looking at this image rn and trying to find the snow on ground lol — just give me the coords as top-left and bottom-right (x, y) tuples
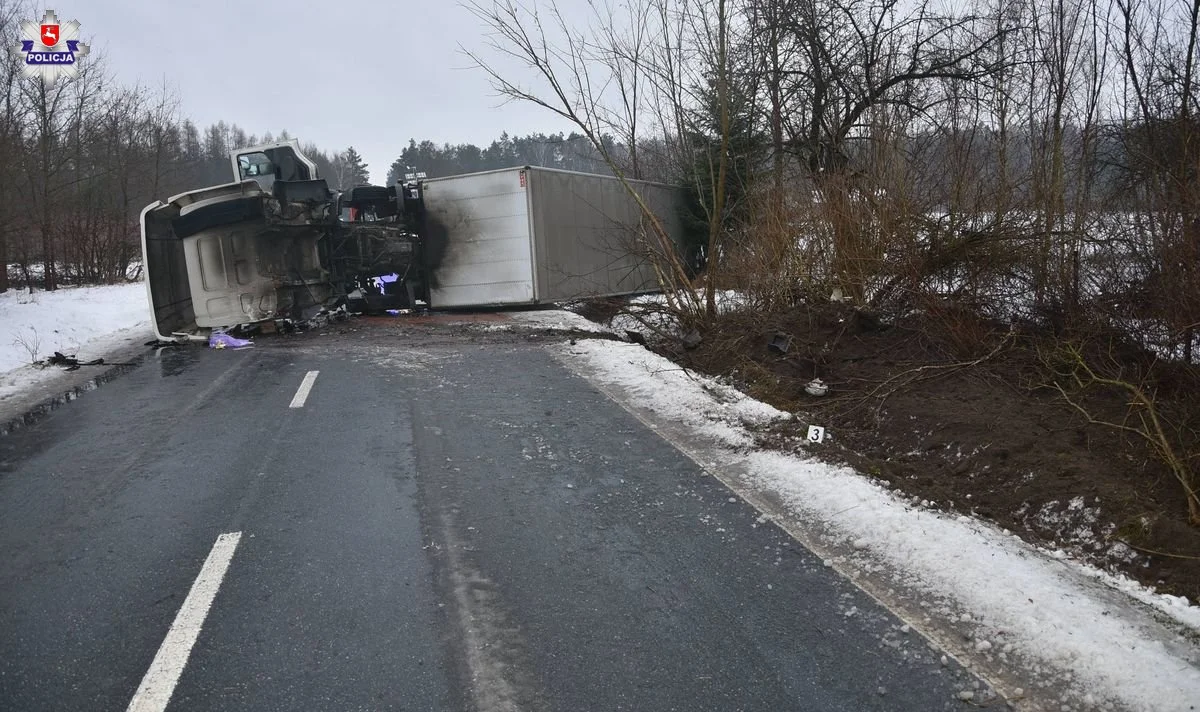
(607, 290), (749, 335)
(485, 309), (615, 334)
(557, 338), (1200, 712)
(0, 283), (151, 402)
(476, 291), (751, 338)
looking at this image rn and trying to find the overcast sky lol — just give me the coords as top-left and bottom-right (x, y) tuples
(62, 0), (585, 183)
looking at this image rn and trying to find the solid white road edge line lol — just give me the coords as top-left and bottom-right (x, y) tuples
(289, 370), (320, 409)
(125, 532), (243, 712)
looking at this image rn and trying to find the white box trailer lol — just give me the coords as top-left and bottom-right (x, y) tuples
(420, 166), (682, 308)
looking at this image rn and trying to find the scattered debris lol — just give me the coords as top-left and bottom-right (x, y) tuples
(208, 331), (253, 350)
(145, 339), (185, 351)
(681, 328), (703, 350)
(768, 332), (792, 355)
(804, 378), (829, 396)
(40, 351), (107, 371)
(296, 304), (352, 330)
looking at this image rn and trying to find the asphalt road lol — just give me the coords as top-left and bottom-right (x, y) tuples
(0, 323), (984, 711)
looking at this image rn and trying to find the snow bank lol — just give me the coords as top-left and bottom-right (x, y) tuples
(484, 309), (615, 334)
(558, 338), (1200, 712)
(0, 283), (151, 400)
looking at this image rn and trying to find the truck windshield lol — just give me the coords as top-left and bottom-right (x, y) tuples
(237, 152), (275, 182)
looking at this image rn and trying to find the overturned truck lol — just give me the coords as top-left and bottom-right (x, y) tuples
(141, 140), (683, 341)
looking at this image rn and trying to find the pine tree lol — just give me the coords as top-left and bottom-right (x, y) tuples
(678, 74), (765, 271)
(343, 146), (369, 185)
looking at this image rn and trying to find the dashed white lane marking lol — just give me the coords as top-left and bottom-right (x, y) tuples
(288, 370), (320, 409)
(125, 532), (242, 712)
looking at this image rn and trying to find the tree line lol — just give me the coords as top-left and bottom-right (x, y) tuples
(465, 0), (1200, 364)
(0, 0), (369, 294)
(5, 0), (1199, 368)
(384, 132), (623, 183)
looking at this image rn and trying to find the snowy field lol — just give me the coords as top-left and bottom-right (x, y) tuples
(556, 339), (1200, 712)
(0, 283), (151, 402)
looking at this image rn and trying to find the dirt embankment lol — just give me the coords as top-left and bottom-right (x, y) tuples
(643, 302), (1200, 601)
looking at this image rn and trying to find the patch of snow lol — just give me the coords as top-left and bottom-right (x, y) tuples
(561, 340), (788, 448)
(1026, 497), (1114, 554)
(608, 302), (680, 337)
(558, 339), (1200, 712)
(0, 283), (151, 401)
(624, 289), (747, 310)
(484, 309), (614, 334)
(597, 290), (751, 336)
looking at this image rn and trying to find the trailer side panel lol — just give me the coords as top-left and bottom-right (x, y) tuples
(528, 168), (680, 303)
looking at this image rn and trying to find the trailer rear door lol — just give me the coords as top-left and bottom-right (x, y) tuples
(422, 168), (537, 308)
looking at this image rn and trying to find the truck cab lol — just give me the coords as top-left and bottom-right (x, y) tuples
(140, 141), (426, 341)
(231, 140), (320, 191)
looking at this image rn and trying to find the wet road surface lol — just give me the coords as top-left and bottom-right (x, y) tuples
(0, 321), (983, 710)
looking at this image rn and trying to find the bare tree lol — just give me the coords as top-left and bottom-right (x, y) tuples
(16, 50), (107, 290)
(0, 0), (28, 294)
(590, 0), (653, 179)
(463, 0), (704, 318)
(1113, 0), (1200, 361)
(732, 0), (1013, 304)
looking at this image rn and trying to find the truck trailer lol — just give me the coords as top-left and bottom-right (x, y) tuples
(421, 166), (680, 308)
(140, 141), (683, 342)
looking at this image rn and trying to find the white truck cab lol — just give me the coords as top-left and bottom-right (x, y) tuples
(229, 139), (320, 191)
